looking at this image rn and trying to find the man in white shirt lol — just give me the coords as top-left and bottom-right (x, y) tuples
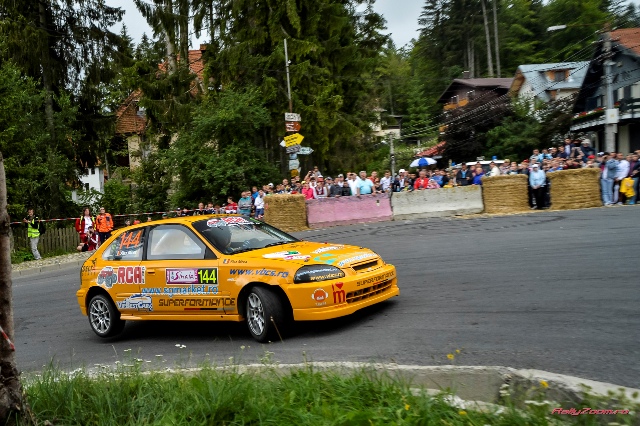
(614, 152), (630, 204)
(379, 170), (392, 192)
(347, 172), (358, 195)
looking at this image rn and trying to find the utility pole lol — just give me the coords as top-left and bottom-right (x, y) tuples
(389, 133), (396, 177)
(603, 25), (617, 153)
(284, 39), (293, 113)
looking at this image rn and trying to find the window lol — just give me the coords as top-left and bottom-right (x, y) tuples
(102, 229), (145, 261)
(91, 168), (96, 175)
(84, 183), (90, 191)
(554, 71), (565, 82)
(147, 225), (206, 260)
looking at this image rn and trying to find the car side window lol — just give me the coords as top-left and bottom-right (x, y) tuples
(102, 229), (145, 261)
(147, 225), (207, 260)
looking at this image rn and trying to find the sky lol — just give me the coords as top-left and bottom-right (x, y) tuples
(106, 0), (423, 49)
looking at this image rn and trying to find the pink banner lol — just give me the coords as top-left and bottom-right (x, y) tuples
(306, 193), (393, 229)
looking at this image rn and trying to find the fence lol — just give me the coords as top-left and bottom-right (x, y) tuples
(11, 227), (79, 256)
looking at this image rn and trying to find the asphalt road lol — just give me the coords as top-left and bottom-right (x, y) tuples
(12, 207), (639, 387)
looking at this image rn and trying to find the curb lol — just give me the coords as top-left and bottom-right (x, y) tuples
(11, 260), (85, 278)
(204, 363), (640, 407)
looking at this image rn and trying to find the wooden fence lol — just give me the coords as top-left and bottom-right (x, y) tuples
(11, 227), (79, 256)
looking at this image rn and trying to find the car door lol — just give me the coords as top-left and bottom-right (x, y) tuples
(142, 224), (229, 315)
(98, 227), (148, 313)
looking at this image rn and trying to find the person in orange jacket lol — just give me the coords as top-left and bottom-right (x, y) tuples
(95, 206), (114, 244)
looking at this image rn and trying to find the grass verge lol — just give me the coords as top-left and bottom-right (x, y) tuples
(18, 361), (638, 426)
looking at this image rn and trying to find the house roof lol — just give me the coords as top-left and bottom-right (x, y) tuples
(510, 61), (590, 102)
(115, 90), (146, 135)
(416, 141), (446, 157)
(611, 28), (640, 57)
(437, 78), (513, 104)
(115, 47), (206, 135)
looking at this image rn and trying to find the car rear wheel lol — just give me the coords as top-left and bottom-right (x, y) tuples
(246, 287), (285, 343)
(88, 294), (125, 338)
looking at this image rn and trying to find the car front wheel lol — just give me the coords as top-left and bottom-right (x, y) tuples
(88, 294), (125, 338)
(246, 287), (285, 343)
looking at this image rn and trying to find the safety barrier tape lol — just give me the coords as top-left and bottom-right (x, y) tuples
(9, 208), (232, 226)
(0, 325), (15, 352)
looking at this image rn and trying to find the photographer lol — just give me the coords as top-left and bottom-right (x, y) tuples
(76, 226), (99, 252)
(23, 208), (42, 260)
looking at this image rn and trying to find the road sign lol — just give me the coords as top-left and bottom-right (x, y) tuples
(286, 144), (301, 154)
(288, 159), (300, 170)
(284, 133), (304, 147)
(285, 112), (301, 122)
(285, 121), (301, 132)
(298, 146), (314, 155)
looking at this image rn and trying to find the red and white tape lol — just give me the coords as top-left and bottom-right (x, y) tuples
(0, 325), (15, 352)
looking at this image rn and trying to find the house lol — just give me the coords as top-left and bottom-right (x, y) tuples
(114, 46), (207, 168)
(571, 29), (640, 153)
(71, 166), (105, 204)
(510, 62), (589, 103)
(437, 74), (513, 111)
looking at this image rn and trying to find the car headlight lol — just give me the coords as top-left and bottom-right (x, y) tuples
(294, 265), (345, 284)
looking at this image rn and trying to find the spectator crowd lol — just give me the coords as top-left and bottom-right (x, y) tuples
(22, 138), (639, 260)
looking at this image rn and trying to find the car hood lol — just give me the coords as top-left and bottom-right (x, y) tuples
(237, 241), (380, 268)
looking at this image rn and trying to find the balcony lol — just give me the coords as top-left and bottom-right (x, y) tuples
(443, 98), (469, 111)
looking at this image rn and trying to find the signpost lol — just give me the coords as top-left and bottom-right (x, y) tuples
(285, 144), (301, 154)
(298, 146), (314, 155)
(284, 133), (304, 147)
(285, 121), (301, 132)
(288, 159), (300, 170)
(284, 113), (301, 122)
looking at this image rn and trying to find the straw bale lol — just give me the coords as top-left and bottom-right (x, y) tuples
(547, 168), (601, 210)
(263, 194), (308, 232)
(481, 174), (530, 214)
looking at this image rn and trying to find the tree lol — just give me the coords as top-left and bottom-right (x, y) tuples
(0, 151), (23, 423)
(205, 0), (389, 173)
(169, 88), (281, 205)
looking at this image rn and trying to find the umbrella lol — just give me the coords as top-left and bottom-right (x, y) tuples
(409, 157), (437, 168)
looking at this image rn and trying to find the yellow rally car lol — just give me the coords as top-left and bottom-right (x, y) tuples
(77, 215), (399, 342)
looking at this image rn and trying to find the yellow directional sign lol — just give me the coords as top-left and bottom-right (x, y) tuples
(284, 133), (304, 147)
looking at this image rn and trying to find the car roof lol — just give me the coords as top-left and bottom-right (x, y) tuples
(116, 214), (249, 232)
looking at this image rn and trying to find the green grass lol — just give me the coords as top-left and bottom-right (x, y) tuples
(19, 361), (638, 426)
(11, 247), (75, 264)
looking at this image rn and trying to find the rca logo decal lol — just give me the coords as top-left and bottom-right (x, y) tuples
(97, 266), (146, 288)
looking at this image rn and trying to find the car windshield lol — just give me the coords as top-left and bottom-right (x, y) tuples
(192, 217), (298, 255)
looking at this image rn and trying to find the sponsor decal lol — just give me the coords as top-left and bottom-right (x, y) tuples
(337, 253), (377, 267)
(223, 259), (247, 264)
(311, 245), (344, 254)
(312, 253), (338, 265)
(141, 285), (219, 298)
(158, 297), (236, 310)
(263, 250), (300, 259)
(228, 268), (289, 278)
(311, 288), (328, 306)
(356, 271), (395, 287)
(207, 217), (251, 227)
(294, 267), (344, 282)
(97, 266), (146, 288)
(332, 283), (346, 304)
(81, 265), (97, 275)
(166, 268), (218, 285)
(117, 294), (153, 311)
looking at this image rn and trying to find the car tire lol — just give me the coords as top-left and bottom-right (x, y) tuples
(245, 287), (285, 343)
(88, 294), (125, 338)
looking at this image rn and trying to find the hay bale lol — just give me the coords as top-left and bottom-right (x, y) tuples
(263, 194), (308, 232)
(547, 168), (601, 210)
(482, 174), (530, 214)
